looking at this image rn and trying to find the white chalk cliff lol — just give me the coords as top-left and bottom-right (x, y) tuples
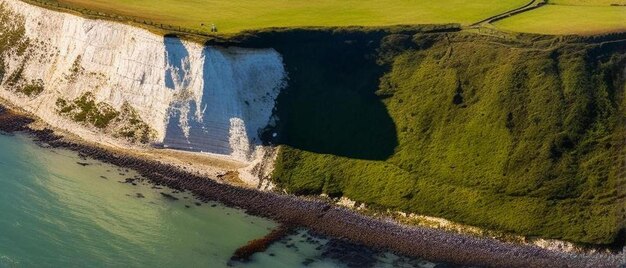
(0, 0), (286, 183)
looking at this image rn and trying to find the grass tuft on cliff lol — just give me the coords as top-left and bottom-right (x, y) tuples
(56, 92), (119, 129)
(56, 94), (156, 143)
(266, 30), (626, 244)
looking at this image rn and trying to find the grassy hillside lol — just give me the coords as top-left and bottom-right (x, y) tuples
(31, 0), (526, 34)
(254, 29), (626, 244)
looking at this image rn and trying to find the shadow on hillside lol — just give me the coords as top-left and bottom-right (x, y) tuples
(248, 30), (399, 161)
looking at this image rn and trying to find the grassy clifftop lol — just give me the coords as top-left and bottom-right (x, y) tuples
(29, 0), (526, 33)
(24, 0), (626, 36)
(254, 29), (626, 244)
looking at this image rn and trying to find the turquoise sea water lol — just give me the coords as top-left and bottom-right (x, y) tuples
(0, 133), (436, 268)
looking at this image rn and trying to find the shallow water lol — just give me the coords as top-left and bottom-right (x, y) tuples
(0, 133), (436, 268)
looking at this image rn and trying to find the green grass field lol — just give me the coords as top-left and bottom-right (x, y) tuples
(495, 5), (626, 35)
(548, 0), (626, 5)
(30, 0), (626, 35)
(38, 0), (528, 34)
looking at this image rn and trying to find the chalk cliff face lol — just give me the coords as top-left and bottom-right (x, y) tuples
(0, 0), (286, 167)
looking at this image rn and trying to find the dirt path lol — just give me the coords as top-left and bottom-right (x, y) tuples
(471, 0), (547, 26)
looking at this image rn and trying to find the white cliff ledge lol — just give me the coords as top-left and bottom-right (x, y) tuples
(0, 0), (286, 185)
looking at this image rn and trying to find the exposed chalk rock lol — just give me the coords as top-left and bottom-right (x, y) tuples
(162, 47), (285, 161)
(0, 0), (286, 175)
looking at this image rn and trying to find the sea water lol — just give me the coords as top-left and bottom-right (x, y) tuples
(0, 133), (437, 268)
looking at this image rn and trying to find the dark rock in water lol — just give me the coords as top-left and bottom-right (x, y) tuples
(185, 205), (190, 208)
(321, 239), (378, 268)
(433, 264), (456, 268)
(151, 186), (163, 190)
(302, 258), (315, 266)
(194, 202), (202, 206)
(268, 253), (275, 257)
(160, 192), (179, 201)
(76, 162), (90, 166)
(230, 225), (290, 263)
(210, 204), (216, 207)
(100, 176), (108, 180)
(136, 193), (145, 198)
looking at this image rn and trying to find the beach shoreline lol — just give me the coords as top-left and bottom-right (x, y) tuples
(0, 104), (621, 267)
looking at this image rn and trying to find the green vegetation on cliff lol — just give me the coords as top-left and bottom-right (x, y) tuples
(262, 29), (626, 244)
(17, 79), (44, 97)
(56, 93), (155, 143)
(0, 3), (45, 98)
(56, 92), (119, 128)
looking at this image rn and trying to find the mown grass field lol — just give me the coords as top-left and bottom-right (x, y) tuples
(29, 0), (626, 35)
(38, 0), (529, 34)
(495, 1), (626, 35)
(548, 0), (626, 5)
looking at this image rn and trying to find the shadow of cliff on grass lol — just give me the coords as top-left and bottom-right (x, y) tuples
(251, 30), (400, 161)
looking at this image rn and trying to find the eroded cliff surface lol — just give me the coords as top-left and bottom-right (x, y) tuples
(0, 0), (286, 177)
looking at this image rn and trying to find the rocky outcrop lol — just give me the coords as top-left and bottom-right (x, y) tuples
(0, 0), (286, 182)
